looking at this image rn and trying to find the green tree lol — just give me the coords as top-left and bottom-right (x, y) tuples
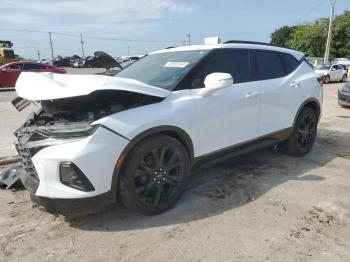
(270, 11), (350, 59)
(287, 19), (328, 57)
(270, 26), (295, 47)
(331, 11), (350, 58)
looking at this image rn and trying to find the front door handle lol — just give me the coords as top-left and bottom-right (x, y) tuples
(245, 92), (259, 99)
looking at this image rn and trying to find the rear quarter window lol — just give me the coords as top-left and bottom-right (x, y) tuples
(279, 52), (300, 74)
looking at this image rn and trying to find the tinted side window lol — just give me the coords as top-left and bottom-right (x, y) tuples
(23, 64), (47, 70)
(279, 52), (299, 74)
(254, 51), (285, 80)
(9, 64), (23, 70)
(191, 49), (251, 88)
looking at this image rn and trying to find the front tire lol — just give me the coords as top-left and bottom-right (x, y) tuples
(324, 75), (330, 84)
(282, 107), (318, 156)
(119, 135), (191, 215)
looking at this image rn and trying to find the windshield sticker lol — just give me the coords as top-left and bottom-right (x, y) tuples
(164, 62), (189, 68)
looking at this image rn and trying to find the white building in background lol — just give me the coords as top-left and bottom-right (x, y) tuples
(332, 58), (350, 69)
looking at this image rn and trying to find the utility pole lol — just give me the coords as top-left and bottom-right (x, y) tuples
(37, 50), (40, 61)
(48, 32), (54, 60)
(324, 0), (336, 64)
(127, 45), (130, 56)
(186, 33), (191, 45)
(80, 33), (85, 58)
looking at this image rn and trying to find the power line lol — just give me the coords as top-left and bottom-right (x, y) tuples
(295, 0), (327, 23)
(0, 28), (201, 58)
(15, 45), (155, 54)
(0, 28), (188, 44)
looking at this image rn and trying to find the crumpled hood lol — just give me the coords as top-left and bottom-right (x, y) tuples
(15, 72), (170, 101)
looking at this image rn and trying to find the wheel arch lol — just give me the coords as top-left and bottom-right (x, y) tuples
(291, 98), (321, 135)
(111, 125), (195, 189)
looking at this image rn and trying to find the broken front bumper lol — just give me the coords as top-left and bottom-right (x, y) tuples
(30, 189), (116, 215)
(16, 126), (129, 214)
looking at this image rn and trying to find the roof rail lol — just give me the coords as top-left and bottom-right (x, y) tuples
(223, 40), (291, 50)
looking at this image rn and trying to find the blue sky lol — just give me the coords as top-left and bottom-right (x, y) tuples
(0, 0), (349, 59)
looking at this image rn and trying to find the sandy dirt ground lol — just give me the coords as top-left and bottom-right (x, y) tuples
(0, 82), (350, 262)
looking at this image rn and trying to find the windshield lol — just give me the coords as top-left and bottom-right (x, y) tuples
(316, 65), (331, 70)
(116, 50), (210, 90)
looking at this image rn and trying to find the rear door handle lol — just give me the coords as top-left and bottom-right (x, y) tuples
(245, 92), (259, 99)
(290, 81), (300, 88)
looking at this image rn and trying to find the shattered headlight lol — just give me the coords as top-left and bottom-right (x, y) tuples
(341, 83), (350, 93)
(39, 123), (100, 138)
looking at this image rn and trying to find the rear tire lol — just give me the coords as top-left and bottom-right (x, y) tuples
(119, 135), (191, 215)
(282, 107), (318, 156)
(342, 74), (348, 82)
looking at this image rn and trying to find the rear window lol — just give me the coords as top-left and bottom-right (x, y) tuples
(23, 64), (47, 70)
(254, 51), (285, 80)
(280, 53), (299, 74)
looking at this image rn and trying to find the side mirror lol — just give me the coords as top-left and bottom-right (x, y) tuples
(0, 67), (9, 73)
(199, 72), (233, 97)
(331, 67), (336, 71)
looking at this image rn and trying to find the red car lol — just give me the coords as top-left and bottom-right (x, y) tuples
(0, 61), (66, 88)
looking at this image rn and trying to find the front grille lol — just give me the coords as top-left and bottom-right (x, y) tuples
(15, 143), (40, 182)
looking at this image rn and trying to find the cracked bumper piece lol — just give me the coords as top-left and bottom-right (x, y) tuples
(18, 127), (129, 214)
(30, 190), (116, 215)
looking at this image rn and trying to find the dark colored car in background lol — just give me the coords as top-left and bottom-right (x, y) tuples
(0, 61), (66, 87)
(338, 82), (350, 107)
(83, 56), (104, 68)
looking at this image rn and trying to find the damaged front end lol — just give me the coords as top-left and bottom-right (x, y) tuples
(13, 89), (163, 195)
(10, 72), (170, 215)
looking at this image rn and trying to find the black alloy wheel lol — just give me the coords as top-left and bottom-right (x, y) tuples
(282, 107), (318, 156)
(296, 110), (317, 154)
(134, 146), (184, 207)
(119, 135), (190, 215)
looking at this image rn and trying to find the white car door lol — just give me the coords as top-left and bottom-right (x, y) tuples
(336, 65), (345, 80)
(188, 49), (260, 156)
(253, 50), (305, 136)
(330, 65), (341, 81)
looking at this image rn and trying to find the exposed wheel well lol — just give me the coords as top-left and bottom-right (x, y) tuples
(290, 99), (321, 137)
(303, 100), (320, 118)
(111, 126), (195, 189)
(160, 130), (194, 161)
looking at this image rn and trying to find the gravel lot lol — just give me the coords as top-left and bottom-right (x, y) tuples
(0, 81), (350, 261)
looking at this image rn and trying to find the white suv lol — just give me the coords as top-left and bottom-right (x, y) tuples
(14, 41), (323, 215)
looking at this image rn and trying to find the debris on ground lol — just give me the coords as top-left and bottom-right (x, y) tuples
(0, 165), (24, 189)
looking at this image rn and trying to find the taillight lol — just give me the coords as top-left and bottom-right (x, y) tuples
(317, 76), (324, 87)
